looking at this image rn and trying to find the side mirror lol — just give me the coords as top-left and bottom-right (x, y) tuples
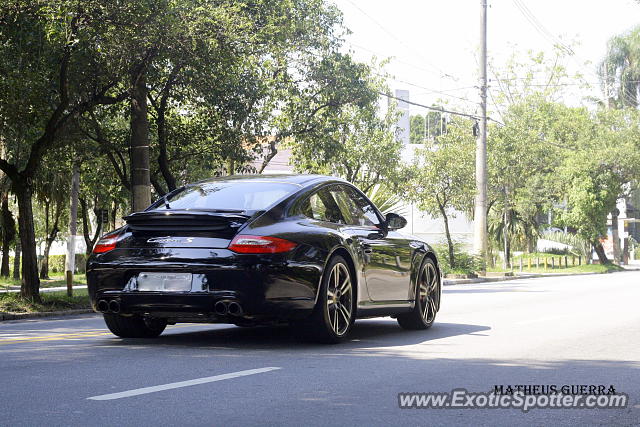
(385, 213), (407, 231)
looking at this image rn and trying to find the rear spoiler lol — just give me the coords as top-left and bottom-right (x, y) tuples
(124, 210), (252, 232)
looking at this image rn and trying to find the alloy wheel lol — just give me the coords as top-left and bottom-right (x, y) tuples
(419, 262), (439, 323)
(326, 262), (353, 336)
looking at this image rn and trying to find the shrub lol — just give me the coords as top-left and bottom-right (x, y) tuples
(45, 254), (88, 274)
(432, 241), (483, 275)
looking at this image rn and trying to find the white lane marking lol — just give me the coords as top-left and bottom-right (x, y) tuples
(87, 367), (281, 401)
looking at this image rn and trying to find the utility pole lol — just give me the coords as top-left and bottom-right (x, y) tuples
(473, 0), (488, 265)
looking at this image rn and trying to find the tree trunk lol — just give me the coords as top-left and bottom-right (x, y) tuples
(13, 242), (20, 280)
(611, 208), (621, 264)
(527, 236), (536, 254)
(111, 202), (118, 230)
(439, 204), (455, 269)
(593, 240), (610, 265)
(156, 97), (177, 193)
(39, 242), (52, 280)
(80, 197), (103, 256)
(15, 184), (40, 300)
(130, 70), (151, 212)
(1, 194), (14, 277)
(40, 199), (62, 279)
(503, 209), (511, 269)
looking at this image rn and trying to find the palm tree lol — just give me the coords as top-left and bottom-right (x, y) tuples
(599, 26), (640, 107)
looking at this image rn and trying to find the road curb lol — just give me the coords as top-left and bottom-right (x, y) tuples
(0, 309), (94, 322)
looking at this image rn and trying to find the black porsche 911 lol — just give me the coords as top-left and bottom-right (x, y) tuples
(87, 174), (441, 343)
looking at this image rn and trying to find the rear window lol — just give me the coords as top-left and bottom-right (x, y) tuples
(161, 182), (299, 211)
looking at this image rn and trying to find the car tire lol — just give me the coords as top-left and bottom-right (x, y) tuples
(397, 257), (440, 330)
(103, 313), (167, 338)
(294, 255), (355, 344)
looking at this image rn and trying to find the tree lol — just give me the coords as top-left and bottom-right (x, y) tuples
(599, 26), (640, 108)
(486, 47), (589, 265)
(33, 157), (69, 279)
(405, 118), (475, 268)
(409, 115), (425, 144)
(599, 26), (640, 261)
(77, 139), (129, 253)
(0, 192), (15, 277)
(83, 0), (355, 198)
(0, 0), (417, 299)
(409, 110), (446, 145)
(0, 2), (127, 299)
(487, 96), (592, 266)
(287, 59), (402, 192)
(556, 108), (640, 264)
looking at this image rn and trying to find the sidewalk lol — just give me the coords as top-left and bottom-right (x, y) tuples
(442, 267), (640, 286)
(0, 285), (87, 294)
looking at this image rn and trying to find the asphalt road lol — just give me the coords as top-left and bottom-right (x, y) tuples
(1, 272), (639, 426)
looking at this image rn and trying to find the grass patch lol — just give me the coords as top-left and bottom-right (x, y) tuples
(0, 276), (21, 291)
(0, 288), (90, 314)
(40, 274), (87, 288)
(0, 274), (87, 290)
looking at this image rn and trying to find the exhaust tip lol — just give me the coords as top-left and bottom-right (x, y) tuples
(97, 300), (109, 313)
(227, 301), (243, 316)
(108, 300), (121, 314)
(214, 301), (228, 316)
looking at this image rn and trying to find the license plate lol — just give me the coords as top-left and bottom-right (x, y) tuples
(137, 272), (193, 292)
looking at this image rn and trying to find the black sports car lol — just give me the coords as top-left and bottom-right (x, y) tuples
(87, 174), (441, 343)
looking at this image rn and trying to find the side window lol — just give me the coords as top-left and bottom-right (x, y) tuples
(349, 188), (383, 226)
(300, 188), (345, 224)
(329, 185), (381, 227)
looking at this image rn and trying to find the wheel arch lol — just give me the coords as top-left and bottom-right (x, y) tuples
(314, 245), (360, 307)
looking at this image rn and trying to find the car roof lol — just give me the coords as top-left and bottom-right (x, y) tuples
(192, 174), (346, 187)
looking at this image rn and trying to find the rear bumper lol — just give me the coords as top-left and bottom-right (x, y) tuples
(87, 247), (325, 321)
(93, 290), (314, 321)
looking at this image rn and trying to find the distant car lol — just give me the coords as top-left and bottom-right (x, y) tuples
(87, 175), (441, 343)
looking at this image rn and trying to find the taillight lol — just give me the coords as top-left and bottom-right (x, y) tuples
(228, 235), (297, 254)
(93, 230), (122, 254)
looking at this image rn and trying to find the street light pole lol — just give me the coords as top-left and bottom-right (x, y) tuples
(473, 0), (488, 265)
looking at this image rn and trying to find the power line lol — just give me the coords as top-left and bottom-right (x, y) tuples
(388, 78), (477, 104)
(511, 0), (574, 56)
(343, 0), (457, 80)
(347, 42), (443, 77)
(379, 91), (504, 125)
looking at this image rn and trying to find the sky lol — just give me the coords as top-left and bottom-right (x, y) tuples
(331, 0), (640, 115)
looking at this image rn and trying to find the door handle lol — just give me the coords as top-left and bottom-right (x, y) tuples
(363, 245), (373, 254)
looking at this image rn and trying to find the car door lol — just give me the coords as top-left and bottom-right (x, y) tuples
(328, 185), (413, 302)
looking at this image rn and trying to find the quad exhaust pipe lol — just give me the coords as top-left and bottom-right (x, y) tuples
(97, 299), (121, 314)
(97, 300), (109, 313)
(214, 300), (243, 317)
(108, 300), (121, 314)
(214, 301), (228, 316)
(98, 298), (243, 316)
(227, 301), (243, 316)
